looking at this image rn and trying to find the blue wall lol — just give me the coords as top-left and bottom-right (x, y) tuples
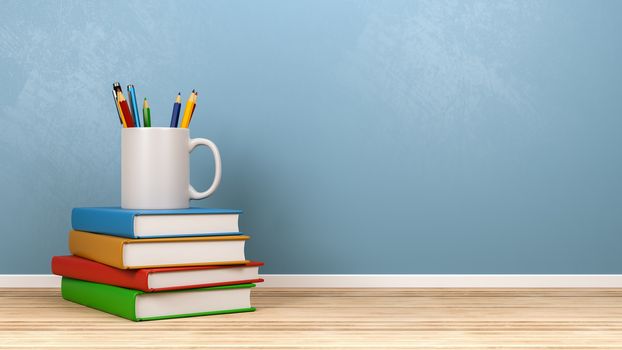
(1, 0), (621, 274)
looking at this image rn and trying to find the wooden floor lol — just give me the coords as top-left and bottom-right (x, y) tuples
(1, 288), (622, 349)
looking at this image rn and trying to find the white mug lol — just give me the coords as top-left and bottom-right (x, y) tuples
(121, 128), (222, 209)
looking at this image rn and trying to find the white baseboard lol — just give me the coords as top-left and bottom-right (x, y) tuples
(0, 275), (61, 288)
(2, 274), (622, 288)
(259, 274), (622, 288)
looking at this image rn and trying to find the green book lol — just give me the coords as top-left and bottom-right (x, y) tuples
(61, 277), (256, 321)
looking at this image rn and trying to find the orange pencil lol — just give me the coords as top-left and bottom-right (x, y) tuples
(117, 91), (135, 128)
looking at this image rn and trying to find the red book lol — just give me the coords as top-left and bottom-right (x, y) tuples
(52, 255), (263, 292)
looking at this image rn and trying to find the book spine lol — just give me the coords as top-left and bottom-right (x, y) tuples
(52, 256), (149, 291)
(61, 278), (139, 321)
(72, 208), (136, 238)
(69, 231), (127, 269)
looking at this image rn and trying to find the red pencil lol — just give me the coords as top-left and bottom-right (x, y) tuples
(117, 91), (136, 127)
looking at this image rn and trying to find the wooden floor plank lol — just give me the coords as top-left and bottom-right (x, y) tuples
(1, 288), (622, 349)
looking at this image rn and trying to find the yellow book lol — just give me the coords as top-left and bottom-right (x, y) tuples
(69, 230), (249, 269)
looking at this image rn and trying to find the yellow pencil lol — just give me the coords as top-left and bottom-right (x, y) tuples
(180, 90), (196, 128)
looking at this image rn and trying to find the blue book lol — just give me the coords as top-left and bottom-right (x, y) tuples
(72, 207), (243, 239)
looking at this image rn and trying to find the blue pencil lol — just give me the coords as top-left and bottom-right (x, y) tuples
(170, 93), (182, 127)
(127, 85), (141, 127)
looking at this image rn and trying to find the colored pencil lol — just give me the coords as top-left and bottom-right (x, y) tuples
(117, 91), (136, 127)
(127, 85), (141, 127)
(112, 82), (126, 127)
(170, 93), (182, 127)
(180, 90), (196, 128)
(143, 98), (151, 127)
(113, 82), (126, 127)
(188, 91), (198, 126)
(112, 83), (121, 124)
(112, 90), (124, 127)
(116, 93), (128, 128)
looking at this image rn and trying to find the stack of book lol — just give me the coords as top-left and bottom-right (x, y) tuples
(51, 207), (262, 321)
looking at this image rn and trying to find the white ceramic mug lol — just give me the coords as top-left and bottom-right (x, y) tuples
(121, 128), (222, 209)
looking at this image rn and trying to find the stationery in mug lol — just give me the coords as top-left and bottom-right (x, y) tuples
(170, 93), (181, 127)
(112, 82), (127, 128)
(180, 90), (196, 128)
(117, 91), (136, 127)
(112, 82), (202, 129)
(127, 84), (141, 127)
(143, 98), (151, 127)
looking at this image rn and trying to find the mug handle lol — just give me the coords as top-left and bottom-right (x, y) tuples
(188, 138), (222, 200)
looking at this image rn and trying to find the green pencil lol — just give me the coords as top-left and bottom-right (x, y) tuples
(143, 98), (151, 127)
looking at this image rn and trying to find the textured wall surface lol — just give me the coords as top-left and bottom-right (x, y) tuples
(1, 0), (621, 273)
